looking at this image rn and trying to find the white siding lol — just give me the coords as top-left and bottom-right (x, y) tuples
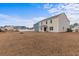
(34, 13), (70, 32)
(58, 14), (70, 32)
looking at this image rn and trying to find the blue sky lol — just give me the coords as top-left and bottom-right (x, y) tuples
(0, 3), (79, 27)
(0, 3), (51, 27)
(0, 3), (49, 18)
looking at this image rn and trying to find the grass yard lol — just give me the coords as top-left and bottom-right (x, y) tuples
(0, 32), (79, 56)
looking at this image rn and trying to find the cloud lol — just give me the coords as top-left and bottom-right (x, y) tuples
(67, 15), (79, 24)
(0, 13), (45, 27)
(43, 3), (53, 9)
(44, 3), (79, 24)
(15, 17), (45, 27)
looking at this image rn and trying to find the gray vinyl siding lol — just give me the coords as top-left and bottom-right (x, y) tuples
(34, 23), (39, 32)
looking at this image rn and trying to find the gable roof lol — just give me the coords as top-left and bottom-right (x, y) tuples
(34, 13), (70, 25)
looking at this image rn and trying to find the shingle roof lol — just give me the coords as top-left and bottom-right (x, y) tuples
(34, 13), (69, 25)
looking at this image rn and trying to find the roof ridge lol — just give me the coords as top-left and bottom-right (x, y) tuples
(36, 13), (65, 23)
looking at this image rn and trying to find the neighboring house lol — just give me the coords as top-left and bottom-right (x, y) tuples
(4, 25), (14, 31)
(34, 13), (70, 32)
(0, 25), (34, 32)
(14, 26), (34, 32)
(0, 25), (15, 32)
(18, 28), (34, 32)
(72, 26), (79, 32)
(0, 26), (6, 31)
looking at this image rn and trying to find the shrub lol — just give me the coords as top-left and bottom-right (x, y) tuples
(67, 28), (73, 32)
(19, 32), (24, 34)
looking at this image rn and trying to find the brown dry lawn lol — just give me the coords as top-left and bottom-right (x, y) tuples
(0, 32), (79, 56)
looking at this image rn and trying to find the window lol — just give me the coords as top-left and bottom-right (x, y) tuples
(50, 27), (53, 30)
(41, 22), (42, 25)
(50, 20), (52, 23)
(46, 21), (47, 24)
(41, 27), (42, 30)
(63, 27), (64, 30)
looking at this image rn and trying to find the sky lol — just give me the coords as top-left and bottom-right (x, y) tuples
(0, 3), (79, 27)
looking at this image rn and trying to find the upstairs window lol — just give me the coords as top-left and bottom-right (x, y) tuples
(46, 21), (47, 24)
(41, 22), (42, 25)
(50, 20), (52, 23)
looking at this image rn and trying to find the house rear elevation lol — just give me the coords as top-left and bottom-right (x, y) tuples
(34, 13), (70, 32)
